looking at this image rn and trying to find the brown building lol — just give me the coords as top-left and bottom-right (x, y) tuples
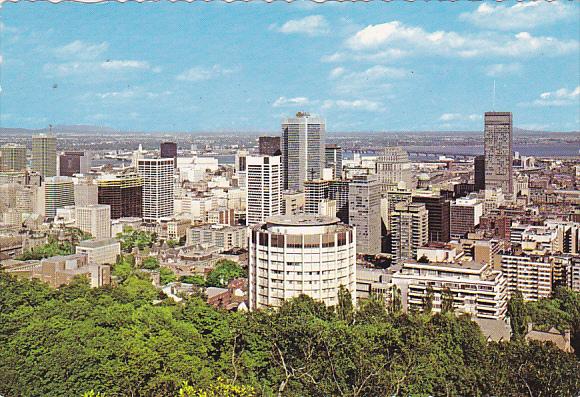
(258, 136), (281, 156)
(412, 194), (451, 243)
(160, 142), (178, 168)
(59, 151), (90, 176)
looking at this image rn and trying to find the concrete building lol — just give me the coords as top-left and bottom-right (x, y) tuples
(138, 158), (174, 222)
(500, 254), (553, 301)
(0, 144), (27, 172)
(484, 112), (513, 194)
(246, 155), (281, 225)
(325, 144), (342, 180)
(59, 151), (90, 176)
(349, 174), (381, 255)
(392, 260), (508, 320)
(450, 196), (483, 239)
(32, 254), (110, 288)
(76, 238), (121, 265)
(248, 214), (356, 310)
(97, 168), (143, 219)
(32, 134), (57, 179)
(259, 136), (281, 156)
(281, 112), (325, 191)
(412, 192), (451, 243)
(281, 190), (305, 215)
(75, 204), (111, 239)
(187, 224), (247, 251)
(42, 176), (75, 219)
(390, 202), (429, 264)
(375, 147), (413, 191)
(74, 179), (98, 206)
(234, 149), (248, 188)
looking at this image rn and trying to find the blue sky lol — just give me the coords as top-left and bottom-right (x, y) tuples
(1, 1), (579, 132)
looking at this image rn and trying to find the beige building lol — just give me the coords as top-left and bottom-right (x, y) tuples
(0, 144), (27, 172)
(76, 238), (120, 265)
(392, 260), (508, 320)
(375, 146), (413, 191)
(75, 204), (111, 239)
(349, 174), (381, 255)
(390, 202), (429, 264)
(187, 223), (247, 251)
(32, 134), (57, 178)
(249, 215), (356, 310)
(484, 112), (513, 194)
(500, 254), (553, 301)
(281, 190), (305, 215)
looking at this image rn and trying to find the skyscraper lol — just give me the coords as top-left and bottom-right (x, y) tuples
(234, 149), (248, 188)
(325, 144), (342, 180)
(42, 176), (74, 219)
(412, 193), (451, 243)
(0, 144), (27, 172)
(474, 155), (485, 191)
(97, 168), (143, 219)
(304, 179), (350, 223)
(349, 174), (381, 255)
(32, 134), (57, 179)
(258, 136), (281, 156)
(390, 202), (429, 264)
(59, 151), (90, 176)
(75, 204), (111, 239)
(246, 155), (282, 225)
(281, 112), (325, 191)
(160, 142), (178, 168)
(484, 112), (513, 194)
(138, 158), (174, 222)
(375, 147), (413, 191)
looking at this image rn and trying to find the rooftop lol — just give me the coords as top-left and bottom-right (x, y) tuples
(78, 238), (120, 249)
(266, 214), (340, 227)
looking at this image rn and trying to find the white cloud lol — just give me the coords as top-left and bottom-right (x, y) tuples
(329, 67), (345, 79)
(272, 15), (329, 36)
(460, 2), (575, 31)
(345, 21), (578, 59)
(176, 65), (237, 82)
(54, 40), (108, 60)
(322, 99), (383, 112)
(272, 96), (311, 107)
(524, 86), (580, 107)
(331, 65), (406, 95)
(485, 63), (522, 77)
(439, 113), (482, 122)
(101, 60), (151, 70)
(90, 88), (172, 101)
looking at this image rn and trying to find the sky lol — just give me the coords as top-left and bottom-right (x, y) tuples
(1, 1), (579, 133)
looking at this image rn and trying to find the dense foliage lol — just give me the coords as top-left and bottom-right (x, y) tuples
(206, 260), (245, 288)
(1, 271), (579, 397)
(17, 240), (74, 260)
(116, 228), (157, 252)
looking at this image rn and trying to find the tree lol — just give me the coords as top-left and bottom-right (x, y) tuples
(441, 287), (454, 314)
(179, 378), (256, 397)
(142, 256), (160, 270)
(417, 255), (430, 263)
(180, 275), (206, 287)
(160, 267), (177, 285)
(507, 290), (528, 339)
(389, 285), (402, 314)
(336, 285), (354, 324)
(423, 285), (434, 314)
(206, 260), (244, 288)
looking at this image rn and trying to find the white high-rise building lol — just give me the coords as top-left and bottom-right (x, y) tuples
(248, 214), (356, 310)
(281, 112), (325, 191)
(349, 174), (381, 255)
(246, 155), (281, 225)
(375, 147), (413, 191)
(484, 112), (513, 194)
(75, 204), (111, 239)
(42, 176), (75, 219)
(138, 158), (174, 222)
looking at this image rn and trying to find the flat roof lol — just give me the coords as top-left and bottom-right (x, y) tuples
(78, 238), (119, 248)
(266, 214), (340, 227)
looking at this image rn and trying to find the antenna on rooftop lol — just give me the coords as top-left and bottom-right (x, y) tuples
(492, 80), (496, 111)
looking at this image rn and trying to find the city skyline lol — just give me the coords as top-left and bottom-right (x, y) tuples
(1, 2), (579, 132)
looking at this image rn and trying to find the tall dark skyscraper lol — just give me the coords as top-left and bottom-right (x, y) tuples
(160, 142), (178, 168)
(412, 194), (451, 243)
(97, 168), (143, 219)
(258, 136), (281, 156)
(474, 155), (485, 191)
(484, 112), (513, 194)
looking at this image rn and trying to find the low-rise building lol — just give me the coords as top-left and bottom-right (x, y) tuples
(391, 260), (508, 320)
(500, 254), (553, 301)
(186, 224), (247, 251)
(76, 238), (121, 265)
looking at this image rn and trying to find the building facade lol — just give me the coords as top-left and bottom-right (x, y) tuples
(450, 196), (483, 239)
(375, 147), (413, 191)
(32, 134), (57, 179)
(0, 144), (27, 172)
(412, 193), (451, 243)
(97, 168), (143, 219)
(246, 155), (281, 225)
(248, 215), (356, 310)
(138, 158), (174, 222)
(59, 151), (90, 176)
(258, 136), (281, 156)
(281, 112), (325, 191)
(75, 204), (111, 239)
(390, 202), (429, 264)
(42, 176), (75, 219)
(187, 224), (247, 251)
(75, 238), (121, 265)
(484, 112), (513, 194)
(348, 174), (381, 255)
(325, 144), (342, 180)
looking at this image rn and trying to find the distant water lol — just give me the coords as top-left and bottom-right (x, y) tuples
(345, 143), (579, 158)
